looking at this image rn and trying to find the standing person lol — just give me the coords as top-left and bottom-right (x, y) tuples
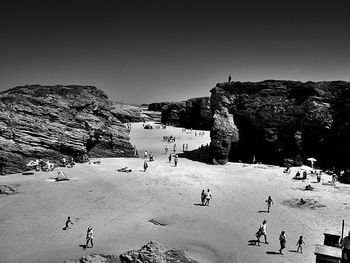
(228, 74), (232, 82)
(183, 144), (185, 151)
(173, 144), (177, 153)
(332, 174), (337, 186)
(64, 216), (73, 230)
(168, 154), (172, 163)
(296, 236), (305, 253)
(205, 189), (212, 206)
(265, 196), (274, 213)
(186, 143), (188, 151)
(174, 155), (178, 167)
(259, 220), (268, 244)
(144, 150), (148, 159)
(201, 190), (206, 205)
(279, 231), (286, 254)
(165, 145), (168, 154)
(86, 227), (94, 248)
(143, 160), (148, 172)
(340, 230), (350, 263)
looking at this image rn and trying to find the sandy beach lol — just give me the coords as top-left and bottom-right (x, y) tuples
(1, 122), (350, 263)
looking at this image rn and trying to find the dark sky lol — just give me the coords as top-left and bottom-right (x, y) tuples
(1, 1), (349, 104)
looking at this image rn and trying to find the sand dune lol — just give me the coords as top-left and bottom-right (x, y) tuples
(1, 122), (349, 263)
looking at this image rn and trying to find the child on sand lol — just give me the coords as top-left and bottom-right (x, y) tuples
(279, 231), (286, 254)
(65, 216), (73, 229)
(296, 236), (305, 253)
(265, 196), (274, 213)
(143, 160), (148, 172)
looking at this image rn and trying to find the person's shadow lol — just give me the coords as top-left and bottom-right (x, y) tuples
(79, 245), (87, 250)
(266, 251), (281, 255)
(289, 249), (298, 252)
(193, 203), (205, 206)
(248, 239), (259, 246)
(258, 210), (267, 213)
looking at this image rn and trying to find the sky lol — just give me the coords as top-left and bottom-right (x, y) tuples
(0, 1), (349, 104)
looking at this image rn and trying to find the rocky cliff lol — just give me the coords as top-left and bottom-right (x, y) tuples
(209, 80), (350, 168)
(0, 85), (135, 174)
(152, 97), (212, 130)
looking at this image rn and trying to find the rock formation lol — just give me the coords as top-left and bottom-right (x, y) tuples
(67, 241), (199, 263)
(0, 85), (136, 174)
(149, 97), (212, 130)
(209, 80), (350, 168)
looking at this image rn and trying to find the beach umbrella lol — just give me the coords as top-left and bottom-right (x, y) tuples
(307, 157), (317, 168)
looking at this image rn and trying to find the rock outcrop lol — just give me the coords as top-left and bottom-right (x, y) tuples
(67, 241), (199, 263)
(0, 85), (135, 174)
(151, 97), (212, 130)
(209, 80), (350, 168)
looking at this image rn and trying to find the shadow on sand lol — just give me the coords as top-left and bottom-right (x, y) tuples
(178, 148), (209, 164)
(79, 245), (87, 250)
(193, 203), (205, 206)
(266, 251), (281, 255)
(258, 210), (267, 213)
(248, 240), (259, 246)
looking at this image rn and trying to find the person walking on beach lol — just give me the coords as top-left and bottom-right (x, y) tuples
(174, 155), (178, 167)
(183, 144), (185, 151)
(279, 231), (286, 254)
(186, 143), (188, 151)
(143, 160), (148, 172)
(168, 154), (172, 163)
(339, 230), (350, 262)
(64, 216), (73, 230)
(296, 236), (305, 253)
(265, 196), (274, 213)
(259, 220), (268, 244)
(204, 189), (212, 206)
(86, 227), (94, 248)
(165, 145), (168, 154)
(144, 150), (148, 159)
(201, 190), (206, 205)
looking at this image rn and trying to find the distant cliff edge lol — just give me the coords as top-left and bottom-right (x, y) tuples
(149, 97), (212, 130)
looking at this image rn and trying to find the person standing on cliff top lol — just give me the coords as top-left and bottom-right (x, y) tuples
(228, 74), (232, 82)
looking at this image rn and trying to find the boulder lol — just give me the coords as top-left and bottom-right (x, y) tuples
(209, 80), (350, 168)
(0, 185), (16, 195)
(0, 85), (135, 174)
(119, 241), (199, 263)
(68, 241), (199, 263)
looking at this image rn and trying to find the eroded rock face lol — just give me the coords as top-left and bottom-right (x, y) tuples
(0, 85), (135, 174)
(119, 241), (199, 263)
(157, 97), (212, 130)
(209, 80), (350, 167)
(69, 241), (199, 263)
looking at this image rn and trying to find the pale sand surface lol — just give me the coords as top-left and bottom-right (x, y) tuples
(1, 122), (350, 263)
